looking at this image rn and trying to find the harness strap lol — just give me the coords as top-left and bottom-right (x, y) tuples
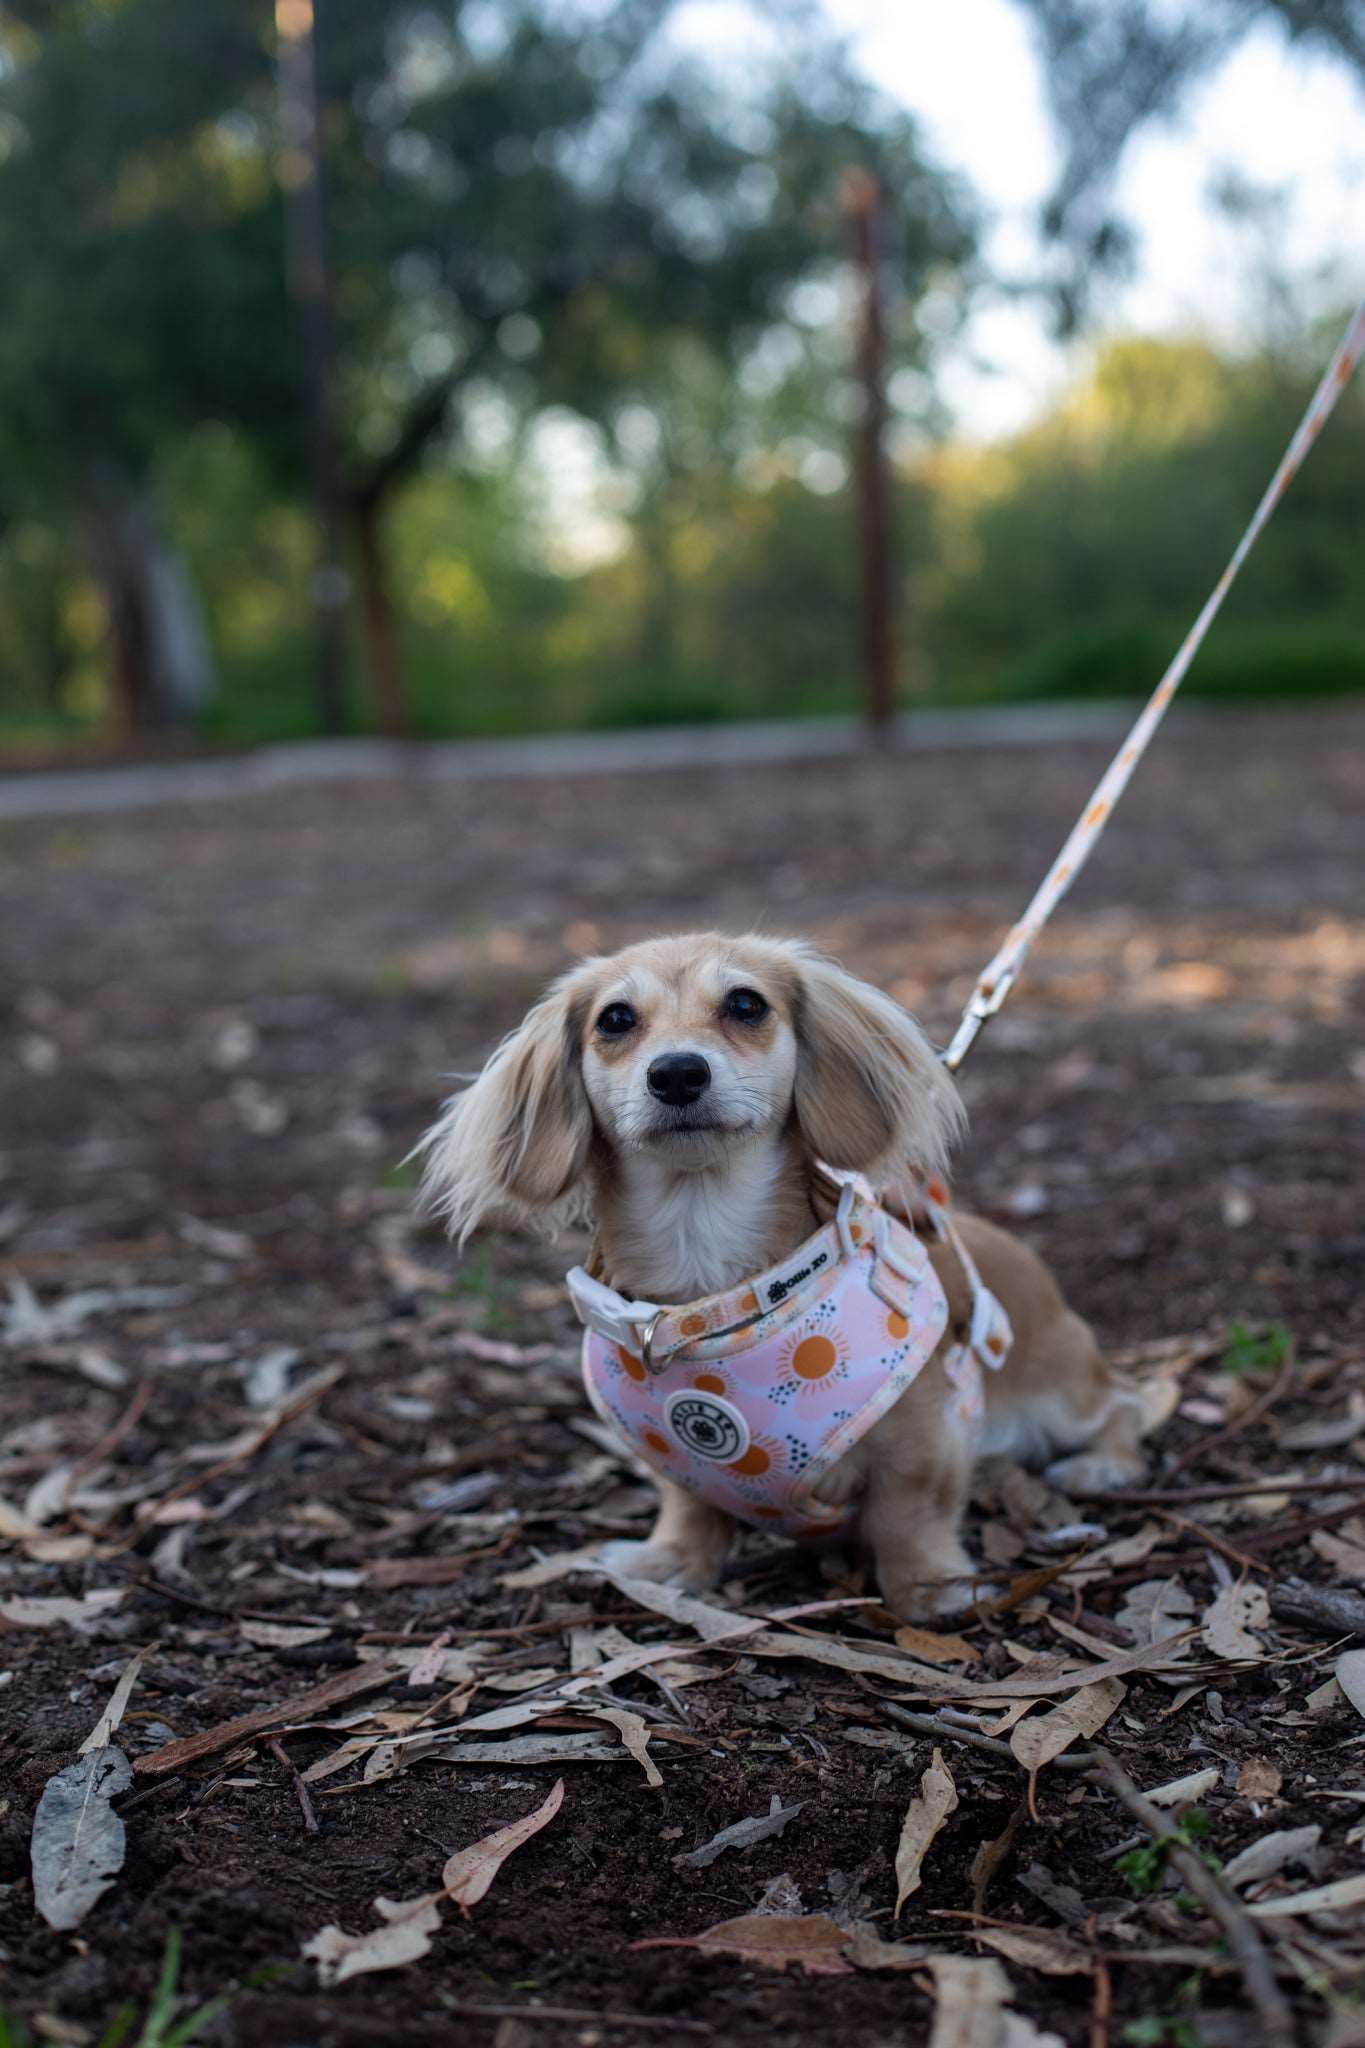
(941, 294), (1365, 1075)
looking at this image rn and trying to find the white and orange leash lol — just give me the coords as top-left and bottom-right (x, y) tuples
(941, 295), (1365, 1074)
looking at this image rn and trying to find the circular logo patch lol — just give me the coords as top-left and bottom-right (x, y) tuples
(663, 1388), (750, 1464)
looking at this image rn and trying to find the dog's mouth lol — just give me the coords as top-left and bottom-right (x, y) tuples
(641, 1111), (750, 1146)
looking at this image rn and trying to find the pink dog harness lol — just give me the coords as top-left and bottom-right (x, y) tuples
(568, 1177), (1011, 1543)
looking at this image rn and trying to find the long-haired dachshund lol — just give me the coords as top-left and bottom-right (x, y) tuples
(419, 933), (1149, 1619)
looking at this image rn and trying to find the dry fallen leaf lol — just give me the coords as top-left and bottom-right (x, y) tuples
(79, 1648), (150, 1756)
(1010, 1679), (1125, 1778)
(1200, 1582), (1270, 1659)
(134, 1662), (394, 1777)
(31, 1746), (133, 1931)
(634, 1912), (854, 1975)
(1311, 1523), (1365, 1585)
(926, 1953), (1065, 2048)
(1248, 1873), (1365, 1920)
(238, 1619), (333, 1651)
(1223, 1825), (1322, 1890)
(303, 1892), (443, 1984)
(895, 1748), (958, 1916)
(1145, 1766), (1220, 1809)
(1, 1589), (124, 1632)
(441, 1779), (564, 1914)
(587, 1708), (662, 1788)
(1237, 1757), (1283, 1803)
(893, 1624), (981, 1665)
(1335, 1650), (1365, 1722)
(974, 1926), (1094, 1977)
(956, 1630), (1195, 1702)
(674, 1796), (807, 1870)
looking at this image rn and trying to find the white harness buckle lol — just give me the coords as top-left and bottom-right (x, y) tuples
(565, 1266), (664, 1358)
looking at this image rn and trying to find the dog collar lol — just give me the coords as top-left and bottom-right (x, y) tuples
(568, 1178), (1011, 1543)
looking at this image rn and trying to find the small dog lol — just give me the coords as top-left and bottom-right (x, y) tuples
(419, 933), (1148, 1619)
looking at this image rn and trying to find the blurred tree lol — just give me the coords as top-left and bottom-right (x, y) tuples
(1010, 0), (1365, 329)
(0, 0), (978, 737)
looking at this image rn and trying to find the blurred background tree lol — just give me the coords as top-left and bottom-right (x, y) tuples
(0, 0), (975, 739)
(0, 0), (1360, 751)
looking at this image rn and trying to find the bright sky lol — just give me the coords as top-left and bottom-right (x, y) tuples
(665, 0), (1364, 436)
(815, 0), (1365, 437)
(537, 0), (1364, 559)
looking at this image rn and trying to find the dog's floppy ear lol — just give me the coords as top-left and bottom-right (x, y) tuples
(417, 973), (593, 1242)
(791, 950), (964, 1180)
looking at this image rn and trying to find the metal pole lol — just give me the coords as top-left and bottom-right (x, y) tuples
(843, 167), (897, 738)
(276, 0), (349, 735)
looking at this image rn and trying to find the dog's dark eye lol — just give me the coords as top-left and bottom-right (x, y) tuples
(596, 1002), (638, 1037)
(724, 987), (769, 1024)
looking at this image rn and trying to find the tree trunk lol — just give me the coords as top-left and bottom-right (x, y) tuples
(352, 494), (410, 740)
(81, 460), (216, 738)
(277, 0), (350, 734)
(844, 167), (898, 739)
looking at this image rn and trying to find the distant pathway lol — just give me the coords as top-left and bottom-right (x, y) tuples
(0, 703), (1146, 822)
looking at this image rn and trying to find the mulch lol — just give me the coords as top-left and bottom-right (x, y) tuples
(1, 702), (1364, 2046)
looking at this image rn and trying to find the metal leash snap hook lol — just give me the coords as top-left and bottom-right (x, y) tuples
(639, 1308), (667, 1376)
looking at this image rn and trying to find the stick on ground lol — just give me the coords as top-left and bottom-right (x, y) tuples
(1087, 1747), (1293, 2048)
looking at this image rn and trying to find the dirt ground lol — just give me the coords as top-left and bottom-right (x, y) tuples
(2, 703), (1364, 2048)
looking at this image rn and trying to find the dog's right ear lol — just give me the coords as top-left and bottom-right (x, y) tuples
(416, 975), (593, 1242)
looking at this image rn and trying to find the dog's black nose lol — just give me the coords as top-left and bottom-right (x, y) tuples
(647, 1052), (711, 1107)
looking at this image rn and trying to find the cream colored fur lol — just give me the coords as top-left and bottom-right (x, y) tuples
(419, 932), (1149, 1620)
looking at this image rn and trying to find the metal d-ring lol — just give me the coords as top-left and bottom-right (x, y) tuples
(639, 1308), (667, 1376)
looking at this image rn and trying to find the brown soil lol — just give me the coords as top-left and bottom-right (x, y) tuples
(1, 703), (1364, 2047)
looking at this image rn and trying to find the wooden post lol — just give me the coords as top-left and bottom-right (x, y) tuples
(843, 167), (897, 739)
(276, 0), (349, 735)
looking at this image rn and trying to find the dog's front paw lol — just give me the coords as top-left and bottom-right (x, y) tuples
(1044, 1449), (1144, 1495)
(596, 1538), (722, 1592)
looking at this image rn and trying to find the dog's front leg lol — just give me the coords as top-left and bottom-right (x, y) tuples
(859, 1427), (986, 1622)
(599, 1478), (734, 1591)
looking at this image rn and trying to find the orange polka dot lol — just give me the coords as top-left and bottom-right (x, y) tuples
(739, 1291), (759, 1313)
(693, 1372), (726, 1394)
(986, 1334), (1004, 1356)
(886, 1310), (909, 1341)
(926, 1179), (949, 1207)
(617, 1346), (646, 1382)
(728, 1445), (771, 1477)
(849, 1222), (863, 1243)
(642, 1428), (672, 1456)
(1085, 801), (1108, 827)
(680, 1313), (707, 1337)
(791, 1335), (838, 1381)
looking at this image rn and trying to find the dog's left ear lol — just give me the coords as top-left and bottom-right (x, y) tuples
(791, 951), (964, 1180)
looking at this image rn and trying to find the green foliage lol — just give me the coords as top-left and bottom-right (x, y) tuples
(1117, 1810), (1217, 1897)
(0, 1929), (287, 2048)
(1220, 1321), (1293, 1377)
(1123, 2019), (1201, 2048)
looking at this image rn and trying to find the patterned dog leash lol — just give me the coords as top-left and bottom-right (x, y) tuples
(941, 294), (1365, 1074)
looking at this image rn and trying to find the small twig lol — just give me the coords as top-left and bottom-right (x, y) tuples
(266, 1735), (319, 1834)
(1150, 1508), (1268, 1576)
(440, 2008), (710, 2036)
(1093, 1474), (1365, 1508)
(1160, 1341), (1297, 1484)
(62, 1379), (154, 1532)
(879, 1702), (1097, 1772)
(1243, 1496), (1365, 1556)
(1090, 1950), (1112, 2048)
(106, 1366), (345, 1555)
(1269, 1576), (1365, 1640)
(1088, 1746), (1293, 2048)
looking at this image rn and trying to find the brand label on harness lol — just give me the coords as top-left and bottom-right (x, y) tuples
(766, 1248), (828, 1306)
(663, 1389), (751, 1463)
